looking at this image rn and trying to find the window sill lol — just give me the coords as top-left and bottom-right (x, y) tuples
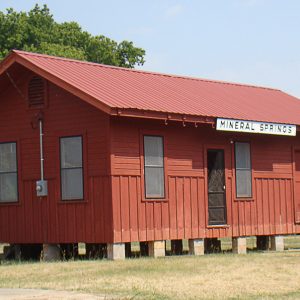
(234, 197), (254, 202)
(59, 199), (88, 204)
(0, 201), (20, 206)
(142, 198), (169, 203)
(207, 224), (230, 229)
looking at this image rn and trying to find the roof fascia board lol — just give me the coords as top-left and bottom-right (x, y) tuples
(0, 54), (17, 76)
(13, 55), (112, 115)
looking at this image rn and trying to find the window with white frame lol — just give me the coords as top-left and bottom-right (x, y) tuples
(143, 135), (165, 199)
(0, 142), (18, 202)
(235, 142), (252, 198)
(60, 136), (83, 200)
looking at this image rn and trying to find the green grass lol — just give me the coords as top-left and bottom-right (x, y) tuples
(1, 251), (300, 299)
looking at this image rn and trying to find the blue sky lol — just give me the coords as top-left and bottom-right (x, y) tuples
(1, 0), (300, 97)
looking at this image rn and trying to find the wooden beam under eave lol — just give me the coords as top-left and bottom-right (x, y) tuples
(110, 108), (215, 125)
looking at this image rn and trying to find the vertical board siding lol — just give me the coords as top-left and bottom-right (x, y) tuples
(0, 176), (111, 243)
(231, 177), (295, 238)
(111, 118), (300, 242)
(111, 176), (299, 243)
(111, 175), (207, 242)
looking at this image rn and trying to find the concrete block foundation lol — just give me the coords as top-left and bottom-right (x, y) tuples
(188, 239), (204, 256)
(232, 237), (247, 254)
(148, 240), (165, 258)
(270, 235), (284, 251)
(107, 243), (125, 260)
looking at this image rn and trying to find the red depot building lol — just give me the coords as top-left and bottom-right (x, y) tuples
(0, 50), (300, 259)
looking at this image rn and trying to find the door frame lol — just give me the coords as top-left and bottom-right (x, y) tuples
(204, 144), (230, 227)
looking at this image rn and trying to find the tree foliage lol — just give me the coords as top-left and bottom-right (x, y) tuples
(0, 4), (145, 68)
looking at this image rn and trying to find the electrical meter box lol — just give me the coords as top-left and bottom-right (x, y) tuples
(36, 180), (48, 197)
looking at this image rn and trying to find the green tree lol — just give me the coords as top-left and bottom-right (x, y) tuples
(0, 4), (145, 68)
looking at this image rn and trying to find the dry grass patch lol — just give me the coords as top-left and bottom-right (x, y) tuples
(0, 251), (300, 299)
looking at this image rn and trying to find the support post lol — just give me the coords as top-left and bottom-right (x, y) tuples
(188, 239), (204, 256)
(148, 241), (165, 258)
(232, 237), (247, 254)
(270, 235), (284, 251)
(107, 243), (125, 260)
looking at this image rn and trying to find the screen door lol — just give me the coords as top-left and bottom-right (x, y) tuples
(207, 149), (227, 225)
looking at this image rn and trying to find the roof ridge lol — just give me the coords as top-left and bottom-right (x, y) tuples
(13, 49), (281, 92)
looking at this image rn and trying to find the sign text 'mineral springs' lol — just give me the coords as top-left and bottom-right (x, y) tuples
(216, 118), (296, 136)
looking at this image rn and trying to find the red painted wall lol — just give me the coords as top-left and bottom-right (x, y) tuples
(110, 117), (300, 243)
(0, 67), (113, 244)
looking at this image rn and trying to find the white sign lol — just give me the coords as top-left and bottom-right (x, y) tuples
(216, 118), (296, 136)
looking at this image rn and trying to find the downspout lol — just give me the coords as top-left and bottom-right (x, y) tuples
(39, 119), (44, 181)
(36, 118), (48, 197)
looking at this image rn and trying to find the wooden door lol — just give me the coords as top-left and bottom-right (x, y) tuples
(207, 149), (227, 225)
(294, 150), (300, 223)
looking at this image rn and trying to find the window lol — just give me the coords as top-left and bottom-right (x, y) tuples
(60, 136), (83, 200)
(235, 142), (252, 198)
(143, 135), (165, 199)
(0, 142), (18, 202)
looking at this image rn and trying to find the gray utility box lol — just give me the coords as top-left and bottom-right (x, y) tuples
(36, 180), (48, 197)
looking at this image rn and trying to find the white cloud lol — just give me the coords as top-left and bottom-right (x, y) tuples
(165, 4), (183, 18)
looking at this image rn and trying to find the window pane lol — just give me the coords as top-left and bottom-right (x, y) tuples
(0, 173), (18, 202)
(0, 143), (17, 172)
(235, 142), (251, 169)
(61, 168), (83, 200)
(236, 170), (252, 197)
(144, 136), (163, 166)
(145, 167), (165, 198)
(60, 137), (82, 168)
(208, 192), (225, 207)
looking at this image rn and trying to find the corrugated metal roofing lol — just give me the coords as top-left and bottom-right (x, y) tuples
(2, 50), (300, 125)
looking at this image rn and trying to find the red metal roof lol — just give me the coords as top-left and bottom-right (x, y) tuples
(1, 50), (300, 125)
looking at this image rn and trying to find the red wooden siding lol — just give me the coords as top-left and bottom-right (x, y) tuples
(293, 150), (300, 223)
(110, 117), (300, 243)
(0, 66), (113, 244)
